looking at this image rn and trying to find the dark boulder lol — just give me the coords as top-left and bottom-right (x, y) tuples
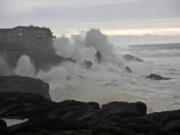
(0, 75), (50, 99)
(50, 100), (100, 121)
(77, 101), (147, 123)
(101, 101), (147, 117)
(146, 74), (171, 80)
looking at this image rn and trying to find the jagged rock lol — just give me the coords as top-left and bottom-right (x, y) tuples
(123, 54), (143, 62)
(50, 100), (100, 121)
(146, 74), (171, 80)
(0, 75), (50, 99)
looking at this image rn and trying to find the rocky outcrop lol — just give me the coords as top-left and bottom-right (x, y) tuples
(0, 26), (76, 72)
(146, 73), (171, 80)
(0, 92), (146, 120)
(123, 54), (143, 62)
(0, 92), (180, 135)
(0, 75), (50, 99)
(7, 111), (180, 135)
(0, 41), (75, 72)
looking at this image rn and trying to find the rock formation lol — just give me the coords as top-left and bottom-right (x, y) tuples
(0, 91), (179, 135)
(0, 26), (74, 72)
(0, 75), (50, 99)
(146, 73), (171, 80)
(123, 54), (143, 62)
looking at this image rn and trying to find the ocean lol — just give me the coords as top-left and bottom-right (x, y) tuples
(5, 36), (180, 127)
(115, 43), (180, 112)
(42, 42), (180, 113)
(13, 29), (180, 113)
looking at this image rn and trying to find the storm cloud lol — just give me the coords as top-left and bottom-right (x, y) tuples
(0, 0), (180, 43)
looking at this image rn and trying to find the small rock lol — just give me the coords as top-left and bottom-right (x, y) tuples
(146, 74), (171, 80)
(123, 54), (143, 62)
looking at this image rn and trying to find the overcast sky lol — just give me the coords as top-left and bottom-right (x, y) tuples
(1, 0), (180, 44)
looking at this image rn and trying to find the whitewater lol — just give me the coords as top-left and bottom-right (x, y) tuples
(14, 29), (180, 113)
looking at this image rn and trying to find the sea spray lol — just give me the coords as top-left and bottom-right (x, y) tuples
(14, 55), (35, 77)
(36, 29), (132, 103)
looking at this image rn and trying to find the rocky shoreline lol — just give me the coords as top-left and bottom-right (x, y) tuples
(0, 76), (180, 135)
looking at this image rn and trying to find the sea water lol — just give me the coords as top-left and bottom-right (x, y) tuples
(46, 43), (180, 113)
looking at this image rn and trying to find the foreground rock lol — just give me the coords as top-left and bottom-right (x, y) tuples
(0, 92), (180, 135)
(0, 75), (50, 99)
(146, 73), (171, 80)
(0, 92), (146, 120)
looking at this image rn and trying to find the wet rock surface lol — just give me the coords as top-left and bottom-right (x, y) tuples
(0, 92), (179, 135)
(0, 75), (50, 99)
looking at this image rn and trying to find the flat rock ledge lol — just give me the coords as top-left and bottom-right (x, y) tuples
(0, 75), (50, 99)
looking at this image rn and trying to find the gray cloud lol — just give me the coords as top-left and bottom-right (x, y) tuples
(1, 0), (180, 22)
(0, 0), (180, 37)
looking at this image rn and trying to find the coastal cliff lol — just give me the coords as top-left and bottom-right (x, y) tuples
(0, 26), (73, 72)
